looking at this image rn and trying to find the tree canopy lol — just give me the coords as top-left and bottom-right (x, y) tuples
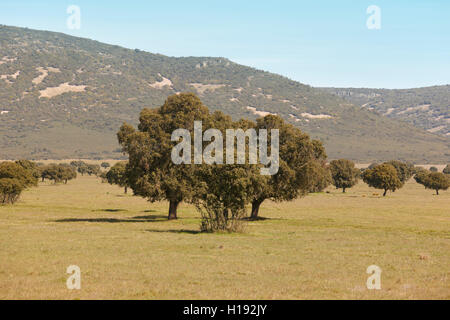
(106, 161), (129, 193)
(329, 159), (359, 193)
(415, 171), (450, 195)
(362, 164), (402, 196)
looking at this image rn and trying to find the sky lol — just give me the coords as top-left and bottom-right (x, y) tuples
(1, 0), (449, 89)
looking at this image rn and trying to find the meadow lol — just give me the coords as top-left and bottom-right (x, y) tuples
(0, 175), (448, 300)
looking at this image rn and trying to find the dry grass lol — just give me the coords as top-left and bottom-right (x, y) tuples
(0, 176), (448, 300)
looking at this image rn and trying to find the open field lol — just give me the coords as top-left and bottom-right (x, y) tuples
(0, 175), (449, 300)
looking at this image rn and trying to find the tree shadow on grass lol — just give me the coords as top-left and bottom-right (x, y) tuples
(54, 214), (168, 224)
(241, 216), (285, 221)
(92, 209), (128, 213)
(145, 229), (201, 235)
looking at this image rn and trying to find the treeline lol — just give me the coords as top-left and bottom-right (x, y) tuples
(0, 160), (105, 205)
(108, 93), (450, 232)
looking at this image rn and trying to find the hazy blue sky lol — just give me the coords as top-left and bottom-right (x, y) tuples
(1, 0), (449, 88)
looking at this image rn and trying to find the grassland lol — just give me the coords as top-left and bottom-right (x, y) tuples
(0, 175), (449, 300)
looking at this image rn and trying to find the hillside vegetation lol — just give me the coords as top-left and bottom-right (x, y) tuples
(322, 86), (450, 137)
(0, 25), (448, 162)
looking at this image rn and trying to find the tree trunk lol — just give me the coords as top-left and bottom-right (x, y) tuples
(168, 200), (179, 220)
(436, 189), (439, 195)
(223, 208), (229, 221)
(124, 186), (128, 194)
(250, 199), (264, 220)
(343, 187), (346, 193)
(383, 189), (387, 197)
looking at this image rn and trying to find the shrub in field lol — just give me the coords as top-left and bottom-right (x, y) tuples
(415, 171), (450, 195)
(362, 163), (402, 196)
(329, 159), (359, 193)
(195, 165), (251, 232)
(429, 166), (438, 172)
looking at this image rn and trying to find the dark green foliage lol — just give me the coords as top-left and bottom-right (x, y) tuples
(246, 116), (327, 219)
(40, 164), (77, 184)
(383, 160), (415, 186)
(0, 178), (24, 204)
(86, 164), (101, 176)
(415, 170), (450, 195)
(429, 166), (438, 172)
(118, 93), (214, 220)
(305, 161), (332, 193)
(15, 159), (41, 181)
(329, 159), (359, 193)
(362, 164), (403, 196)
(0, 161), (38, 204)
(0, 161), (38, 187)
(106, 162), (129, 193)
(414, 167), (430, 186)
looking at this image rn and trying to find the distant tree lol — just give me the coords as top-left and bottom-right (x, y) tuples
(40, 164), (77, 184)
(59, 164), (77, 184)
(442, 164), (450, 175)
(305, 140), (332, 193)
(429, 166), (438, 172)
(362, 164), (402, 196)
(306, 161), (332, 193)
(415, 171), (450, 195)
(0, 178), (24, 205)
(101, 162), (111, 169)
(383, 160), (415, 186)
(329, 159), (359, 193)
(77, 164), (88, 176)
(106, 161), (129, 193)
(414, 167), (429, 186)
(70, 161), (87, 168)
(0, 161), (38, 204)
(86, 164), (101, 176)
(0, 161), (38, 187)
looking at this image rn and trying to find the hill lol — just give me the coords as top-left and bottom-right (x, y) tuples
(322, 86), (450, 137)
(0, 25), (448, 162)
